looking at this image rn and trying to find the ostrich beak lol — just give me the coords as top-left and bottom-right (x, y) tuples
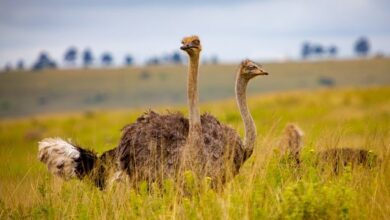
(255, 70), (269, 76)
(180, 45), (189, 50)
(180, 43), (196, 50)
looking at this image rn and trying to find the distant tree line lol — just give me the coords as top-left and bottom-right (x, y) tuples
(301, 36), (371, 59)
(62, 47), (132, 68)
(61, 48), (193, 69)
(3, 47), (193, 72)
(145, 51), (185, 65)
(0, 35), (223, 72)
(301, 43), (338, 59)
(0, 36), (378, 72)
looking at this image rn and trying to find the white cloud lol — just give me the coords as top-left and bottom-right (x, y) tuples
(0, 0), (389, 67)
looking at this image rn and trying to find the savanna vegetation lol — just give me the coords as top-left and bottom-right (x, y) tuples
(1, 85), (389, 219)
(0, 58), (389, 117)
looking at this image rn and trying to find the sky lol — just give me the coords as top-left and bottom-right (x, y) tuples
(0, 0), (390, 68)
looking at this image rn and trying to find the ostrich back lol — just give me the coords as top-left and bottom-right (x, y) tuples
(117, 111), (246, 185)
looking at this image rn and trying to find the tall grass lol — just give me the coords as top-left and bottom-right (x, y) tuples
(0, 87), (389, 219)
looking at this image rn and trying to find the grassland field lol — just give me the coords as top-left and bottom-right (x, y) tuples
(0, 58), (389, 118)
(0, 59), (389, 219)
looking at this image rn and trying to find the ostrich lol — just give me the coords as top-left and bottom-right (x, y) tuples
(279, 123), (304, 165)
(37, 35), (205, 188)
(280, 124), (380, 172)
(38, 138), (117, 188)
(38, 37), (269, 188)
(116, 35), (206, 184)
(116, 59), (269, 187)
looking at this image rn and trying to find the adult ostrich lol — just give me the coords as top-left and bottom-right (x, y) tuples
(117, 59), (269, 186)
(37, 35), (205, 188)
(117, 35), (205, 183)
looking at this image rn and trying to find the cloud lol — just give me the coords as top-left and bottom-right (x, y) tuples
(0, 0), (389, 67)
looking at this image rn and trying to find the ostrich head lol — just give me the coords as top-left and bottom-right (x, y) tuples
(180, 35), (202, 56)
(239, 59), (268, 80)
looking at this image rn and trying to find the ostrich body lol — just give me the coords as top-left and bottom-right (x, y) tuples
(280, 124), (379, 171)
(117, 111), (242, 185)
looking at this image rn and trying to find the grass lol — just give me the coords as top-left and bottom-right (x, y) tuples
(0, 58), (389, 117)
(0, 86), (389, 219)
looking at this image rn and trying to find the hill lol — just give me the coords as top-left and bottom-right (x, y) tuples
(0, 58), (389, 118)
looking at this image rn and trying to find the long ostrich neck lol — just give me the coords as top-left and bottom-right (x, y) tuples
(235, 74), (257, 155)
(188, 54), (201, 131)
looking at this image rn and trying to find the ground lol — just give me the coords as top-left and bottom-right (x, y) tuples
(0, 85), (389, 219)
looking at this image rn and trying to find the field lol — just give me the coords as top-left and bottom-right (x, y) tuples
(0, 58), (389, 118)
(0, 59), (390, 219)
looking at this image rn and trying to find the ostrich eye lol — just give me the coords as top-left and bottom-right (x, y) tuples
(247, 65), (256, 70)
(192, 40), (200, 45)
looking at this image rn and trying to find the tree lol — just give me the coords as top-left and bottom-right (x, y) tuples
(354, 37), (370, 57)
(171, 52), (182, 64)
(17, 60), (24, 70)
(83, 49), (93, 67)
(146, 57), (160, 65)
(313, 45), (324, 56)
(64, 47), (78, 66)
(301, 42), (311, 59)
(124, 55), (134, 66)
(4, 63), (12, 72)
(101, 53), (113, 66)
(32, 52), (57, 71)
(328, 46), (338, 57)
(210, 55), (219, 64)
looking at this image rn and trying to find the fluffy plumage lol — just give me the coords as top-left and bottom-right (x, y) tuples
(117, 110), (245, 186)
(280, 123), (304, 164)
(38, 138), (118, 188)
(319, 148), (379, 172)
(38, 138), (82, 180)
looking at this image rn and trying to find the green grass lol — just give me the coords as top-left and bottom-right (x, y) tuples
(0, 58), (389, 117)
(0, 86), (389, 219)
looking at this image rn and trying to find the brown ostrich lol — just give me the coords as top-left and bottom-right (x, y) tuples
(37, 35), (206, 188)
(116, 35), (206, 184)
(279, 123), (304, 165)
(279, 124), (380, 172)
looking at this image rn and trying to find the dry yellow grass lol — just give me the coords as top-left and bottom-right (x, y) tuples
(0, 86), (389, 219)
